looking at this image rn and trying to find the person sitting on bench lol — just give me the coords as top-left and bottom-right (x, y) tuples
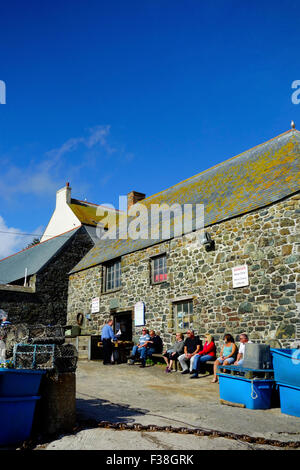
(234, 333), (252, 366)
(190, 334), (216, 378)
(128, 328), (150, 367)
(178, 330), (202, 374)
(163, 332), (184, 373)
(211, 334), (237, 383)
(141, 330), (163, 367)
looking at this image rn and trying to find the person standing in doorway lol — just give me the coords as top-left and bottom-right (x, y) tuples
(101, 318), (117, 365)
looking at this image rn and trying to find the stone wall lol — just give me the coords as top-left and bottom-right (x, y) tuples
(0, 228), (94, 326)
(33, 372), (76, 435)
(67, 194), (300, 349)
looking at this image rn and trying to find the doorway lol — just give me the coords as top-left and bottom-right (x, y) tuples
(113, 311), (132, 341)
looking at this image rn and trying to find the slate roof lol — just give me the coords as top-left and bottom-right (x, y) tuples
(0, 227), (81, 284)
(69, 199), (122, 229)
(70, 129), (300, 274)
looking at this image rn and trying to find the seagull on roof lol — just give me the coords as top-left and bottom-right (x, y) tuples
(291, 120), (295, 129)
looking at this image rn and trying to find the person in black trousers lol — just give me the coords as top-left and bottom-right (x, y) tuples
(101, 319), (117, 365)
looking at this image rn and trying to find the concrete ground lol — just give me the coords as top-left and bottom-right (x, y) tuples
(40, 360), (300, 451)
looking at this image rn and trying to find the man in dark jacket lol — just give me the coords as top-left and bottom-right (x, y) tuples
(140, 330), (163, 368)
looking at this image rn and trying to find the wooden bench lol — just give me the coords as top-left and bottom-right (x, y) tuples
(151, 353), (178, 370)
(151, 354), (215, 374)
(128, 352), (215, 374)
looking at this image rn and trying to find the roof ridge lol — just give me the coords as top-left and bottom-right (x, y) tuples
(142, 128), (299, 204)
(0, 225), (81, 264)
(70, 199), (123, 212)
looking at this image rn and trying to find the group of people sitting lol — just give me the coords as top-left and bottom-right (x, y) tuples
(128, 327), (251, 383)
(128, 328), (163, 368)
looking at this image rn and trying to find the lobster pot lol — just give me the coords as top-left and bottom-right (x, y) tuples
(53, 344), (78, 373)
(217, 373), (274, 409)
(13, 344), (55, 370)
(5, 324), (66, 358)
(28, 325), (65, 345)
(13, 343), (78, 373)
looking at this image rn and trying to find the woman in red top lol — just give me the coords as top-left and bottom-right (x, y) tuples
(190, 334), (216, 379)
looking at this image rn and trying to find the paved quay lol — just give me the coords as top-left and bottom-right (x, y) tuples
(40, 360), (300, 451)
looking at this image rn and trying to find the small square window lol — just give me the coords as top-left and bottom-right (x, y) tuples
(151, 254), (167, 284)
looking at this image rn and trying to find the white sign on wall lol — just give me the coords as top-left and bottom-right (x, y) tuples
(232, 265), (249, 289)
(134, 301), (145, 326)
(91, 297), (100, 314)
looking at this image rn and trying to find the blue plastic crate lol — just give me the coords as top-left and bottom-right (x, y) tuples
(277, 382), (300, 418)
(217, 373), (274, 409)
(0, 396), (40, 446)
(0, 368), (45, 397)
(270, 348), (300, 387)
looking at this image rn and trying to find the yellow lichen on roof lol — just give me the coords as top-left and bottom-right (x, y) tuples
(69, 203), (123, 228)
(69, 129), (300, 273)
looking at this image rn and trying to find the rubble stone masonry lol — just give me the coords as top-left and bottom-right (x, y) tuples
(67, 193), (300, 349)
(0, 229), (94, 326)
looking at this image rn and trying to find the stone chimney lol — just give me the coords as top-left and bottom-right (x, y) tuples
(56, 182), (72, 207)
(127, 191), (146, 211)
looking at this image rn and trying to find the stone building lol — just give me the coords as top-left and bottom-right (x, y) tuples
(0, 182), (123, 325)
(67, 128), (300, 353)
(0, 226), (94, 325)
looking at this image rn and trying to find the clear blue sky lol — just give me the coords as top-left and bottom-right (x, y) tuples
(0, 0), (299, 256)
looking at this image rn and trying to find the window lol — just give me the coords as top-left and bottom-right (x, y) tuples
(173, 300), (193, 331)
(151, 254), (167, 284)
(103, 259), (121, 292)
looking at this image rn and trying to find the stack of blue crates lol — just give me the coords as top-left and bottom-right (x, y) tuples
(270, 348), (300, 418)
(0, 368), (45, 446)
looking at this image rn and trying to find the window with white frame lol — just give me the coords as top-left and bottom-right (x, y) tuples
(103, 259), (121, 292)
(151, 254), (167, 284)
(173, 300), (193, 331)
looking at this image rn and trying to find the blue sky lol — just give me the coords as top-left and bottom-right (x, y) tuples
(0, 0), (299, 257)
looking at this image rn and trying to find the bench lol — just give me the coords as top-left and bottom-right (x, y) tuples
(127, 351), (215, 374)
(151, 353), (178, 370)
(148, 354), (215, 374)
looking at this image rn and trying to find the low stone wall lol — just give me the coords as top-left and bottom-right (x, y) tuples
(33, 372), (76, 436)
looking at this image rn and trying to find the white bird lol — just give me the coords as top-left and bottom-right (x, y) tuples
(291, 120), (295, 129)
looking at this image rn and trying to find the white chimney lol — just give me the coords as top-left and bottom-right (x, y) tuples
(56, 182), (72, 207)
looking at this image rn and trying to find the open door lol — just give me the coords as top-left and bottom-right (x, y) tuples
(113, 311), (132, 341)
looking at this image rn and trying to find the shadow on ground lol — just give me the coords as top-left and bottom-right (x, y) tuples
(76, 394), (149, 423)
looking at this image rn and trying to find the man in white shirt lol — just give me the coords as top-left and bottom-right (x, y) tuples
(234, 333), (252, 366)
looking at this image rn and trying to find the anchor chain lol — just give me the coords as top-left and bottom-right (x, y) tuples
(78, 420), (300, 449)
